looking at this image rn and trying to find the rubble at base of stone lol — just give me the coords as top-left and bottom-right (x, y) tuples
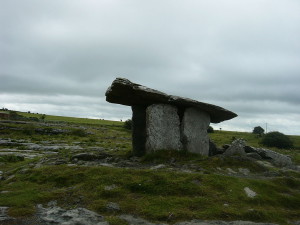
(209, 138), (295, 169)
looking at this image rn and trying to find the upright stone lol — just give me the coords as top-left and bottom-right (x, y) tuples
(132, 105), (147, 156)
(181, 108), (210, 155)
(146, 104), (182, 152)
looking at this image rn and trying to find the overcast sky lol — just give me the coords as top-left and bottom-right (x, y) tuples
(1, 0), (299, 135)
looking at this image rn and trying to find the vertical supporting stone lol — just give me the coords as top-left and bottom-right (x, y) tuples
(181, 107), (210, 155)
(132, 105), (147, 156)
(146, 104), (182, 152)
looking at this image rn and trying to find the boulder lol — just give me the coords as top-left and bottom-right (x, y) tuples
(145, 104), (182, 152)
(208, 140), (219, 156)
(223, 139), (246, 156)
(246, 152), (263, 160)
(106, 78), (237, 123)
(181, 108), (210, 155)
(250, 148), (292, 167)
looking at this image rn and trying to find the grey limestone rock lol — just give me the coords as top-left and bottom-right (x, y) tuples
(244, 146), (292, 167)
(106, 202), (120, 211)
(37, 204), (108, 225)
(106, 78), (237, 123)
(71, 153), (99, 161)
(244, 187), (257, 198)
(146, 104), (182, 152)
(223, 139), (246, 156)
(0, 207), (12, 222)
(119, 214), (167, 225)
(246, 152), (263, 160)
(181, 108), (210, 155)
(251, 148), (292, 167)
(174, 220), (276, 225)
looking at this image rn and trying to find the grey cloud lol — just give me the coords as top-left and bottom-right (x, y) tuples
(1, 0), (300, 134)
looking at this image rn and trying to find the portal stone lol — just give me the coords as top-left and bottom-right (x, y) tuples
(181, 108), (210, 155)
(146, 104), (182, 152)
(132, 105), (147, 156)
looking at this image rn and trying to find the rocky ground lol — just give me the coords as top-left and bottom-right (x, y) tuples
(1, 120), (300, 225)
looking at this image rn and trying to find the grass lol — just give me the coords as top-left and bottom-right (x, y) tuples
(15, 111), (123, 126)
(0, 165), (299, 224)
(0, 111), (300, 224)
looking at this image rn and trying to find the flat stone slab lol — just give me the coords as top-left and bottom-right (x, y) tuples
(146, 104), (182, 152)
(106, 78), (237, 123)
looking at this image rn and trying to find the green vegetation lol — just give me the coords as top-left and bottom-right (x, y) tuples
(1, 165), (299, 224)
(123, 119), (132, 130)
(17, 111), (122, 126)
(262, 131), (294, 149)
(207, 126), (214, 133)
(0, 110), (300, 224)
(0, 154), (24, 162)
(252, 126), (264, 136)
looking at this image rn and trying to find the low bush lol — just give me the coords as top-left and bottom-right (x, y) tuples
(261, 131), (293, 149)
(252, 126), (264, 136)
(70, 128), (87, 137)
(0, 154), (25, 162)
(123, 119), (132, 130)
(207, 126), (214, 133)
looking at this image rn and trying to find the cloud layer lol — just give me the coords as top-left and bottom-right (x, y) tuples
(1, 0), (300, 134)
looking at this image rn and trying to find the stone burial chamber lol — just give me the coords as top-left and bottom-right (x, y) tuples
(105, 78), (237, 156)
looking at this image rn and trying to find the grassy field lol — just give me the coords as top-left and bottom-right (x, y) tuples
(0, 111), (300, 224)
(16, 111), (123, 126)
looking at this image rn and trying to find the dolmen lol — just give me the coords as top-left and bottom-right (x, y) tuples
(106, 78), (237, 156)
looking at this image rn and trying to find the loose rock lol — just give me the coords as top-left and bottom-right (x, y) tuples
(244, 187), (257, 198)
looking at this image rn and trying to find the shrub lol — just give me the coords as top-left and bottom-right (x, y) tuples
(253, 126), (264, 136)
(70, 129), (87, 137)
(207, 126), (214, 133)
(124, 119), (132, 130)
(0, 155), (24, 162)
(261, 131), (293, 149)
